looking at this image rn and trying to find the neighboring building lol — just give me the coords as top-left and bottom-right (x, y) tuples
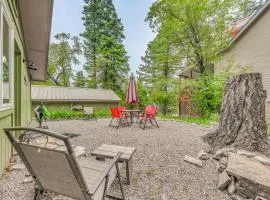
(31, 85), (121, 111)
(215, 1), (270, 117)
(0, 0), (53, 174)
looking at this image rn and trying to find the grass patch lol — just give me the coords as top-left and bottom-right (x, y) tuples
(158, 115), (218, 126)
(47, 109), (111, 120)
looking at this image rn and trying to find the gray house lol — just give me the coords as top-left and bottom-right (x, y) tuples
(215, 1), (270, 118)
(32, 85), (121, 111)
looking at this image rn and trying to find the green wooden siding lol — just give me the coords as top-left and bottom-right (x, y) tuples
(0, 0), (32, 175)
(0, 109), (13, 174)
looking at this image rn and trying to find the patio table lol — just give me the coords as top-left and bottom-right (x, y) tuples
(120, 109), (141, 124)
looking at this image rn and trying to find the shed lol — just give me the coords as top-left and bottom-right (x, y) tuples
(31, 85), (121, 110)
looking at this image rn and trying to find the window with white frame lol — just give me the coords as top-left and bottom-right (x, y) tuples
(0, 5), (14, 108)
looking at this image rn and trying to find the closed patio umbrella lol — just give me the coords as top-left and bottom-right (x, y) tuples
(126, 72), (138, 104)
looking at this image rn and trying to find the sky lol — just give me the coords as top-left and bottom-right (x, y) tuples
(50, 0), (156, 73)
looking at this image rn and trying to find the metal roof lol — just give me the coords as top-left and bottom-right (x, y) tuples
(31, 86), (121, 103)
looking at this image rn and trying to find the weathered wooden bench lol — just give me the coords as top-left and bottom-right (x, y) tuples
(91, 144), (136, 185)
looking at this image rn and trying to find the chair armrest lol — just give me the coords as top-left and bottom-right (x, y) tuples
(88, 152), (122, 195)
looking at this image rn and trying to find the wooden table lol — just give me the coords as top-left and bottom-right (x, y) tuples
(120, 109), (141, 124)
(91, 144), (136, 185)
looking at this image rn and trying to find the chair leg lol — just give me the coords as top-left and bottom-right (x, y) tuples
(116, 162), (125, 200)
(117, 119), (120, 129)
(153, 118), (159, 128)
(106, 163), (125, 200)
(109, 118), (113, 127)
(34, 186), (43, 200)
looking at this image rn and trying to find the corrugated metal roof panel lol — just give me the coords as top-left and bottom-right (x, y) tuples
(31, 85), (121, 102)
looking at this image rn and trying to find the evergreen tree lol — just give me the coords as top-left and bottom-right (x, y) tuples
(74, 71), (86, 87)
(137, 33), (179, 114)
(81, 0), (130, 95)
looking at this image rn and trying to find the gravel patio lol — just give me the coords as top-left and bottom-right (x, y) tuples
(0, 119), (230, 200)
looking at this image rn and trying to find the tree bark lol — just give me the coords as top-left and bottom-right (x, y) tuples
(203, 73), (268, 152)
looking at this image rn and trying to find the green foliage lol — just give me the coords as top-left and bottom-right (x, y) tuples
(48, 33), (82, 86)
(47, 108), (110, 120)
(146, 0), (236, 74)
(136, 80), (151, 109)
(190, 74), (226, 117)
(137, 33), (179, 114)
(158, 115), (216, 126)
(81, 0), (130, 96)
(181, 65), (251, 117)
(74, 71), (86, 87)
(235, 0), (267, 20)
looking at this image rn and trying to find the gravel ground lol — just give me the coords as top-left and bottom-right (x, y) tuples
(0, 119), (231, 200)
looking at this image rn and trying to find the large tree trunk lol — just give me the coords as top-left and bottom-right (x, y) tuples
(203, 73), (268, 152)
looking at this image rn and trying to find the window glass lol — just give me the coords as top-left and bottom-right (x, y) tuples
(2, 15), (10, 104)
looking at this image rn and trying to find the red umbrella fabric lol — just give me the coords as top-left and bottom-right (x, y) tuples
(126, 73), (138, 104)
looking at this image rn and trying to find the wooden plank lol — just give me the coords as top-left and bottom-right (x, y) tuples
(97, 146), (134, 155)
(101, 144), (135, 152)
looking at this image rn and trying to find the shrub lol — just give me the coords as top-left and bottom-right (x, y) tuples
(47, 108), (111, 120)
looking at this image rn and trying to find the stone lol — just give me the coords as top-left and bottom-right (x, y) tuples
(237, 150), (256, 158)
(254, 156), (270, 166)
(226, 153), (270, 199)
(8, 163), (25, 171)
(184, 155), (203, 167)
(23, 177), (33, 183)
(230, 194), (251, 200)
(197, 150), (210, 160)
(25, 171), (31, 177)
(217, 157), (228, 173)
(73, 146), (86, 158)
(214, 147), (236, 160)
(217, 171), (231, 191)
(255, 196), (268, 200)
(228, 177), (236, 195)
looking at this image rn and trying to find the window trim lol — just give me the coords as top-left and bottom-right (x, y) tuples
(0, 3), (14, 109)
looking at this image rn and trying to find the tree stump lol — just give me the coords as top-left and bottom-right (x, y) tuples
(203, 73), (268, 152)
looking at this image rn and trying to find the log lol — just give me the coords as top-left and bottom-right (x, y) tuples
(203, 73), (268, 152)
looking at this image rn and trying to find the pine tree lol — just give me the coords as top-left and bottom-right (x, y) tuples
(137, 33), (179, 114)
(81, 0), (130, 95)
(74, 71), (86, 87)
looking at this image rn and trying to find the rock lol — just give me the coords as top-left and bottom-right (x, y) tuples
(254, 156), (270, 166)
(230, 194), (251, 200)
(217, 171), (231, 191)
(23, 177), (33, 183)
(73, 146), (86, 158)
(184, 155), (203, 167)
(197, 150), (210, 160)
(255, 196), (268, 200)
(227, 177), (236, 195)
(226, 153), (270, 199)
(237, 150), (256, 158)
(8, 163), (25, 171)
(217, 157), (228, 173)
(214, 147), (236, 160)
(25, 171), (31, 177)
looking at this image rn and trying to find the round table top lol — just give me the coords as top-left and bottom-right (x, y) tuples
(121, 109), (141, 112)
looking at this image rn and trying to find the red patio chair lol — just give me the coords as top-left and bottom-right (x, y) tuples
(139, 105), (159, 129)
(109, 107), (129, 128)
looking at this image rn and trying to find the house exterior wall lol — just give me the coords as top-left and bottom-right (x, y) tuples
(215, 7), (270, 118)
(0, 0), (31, 175)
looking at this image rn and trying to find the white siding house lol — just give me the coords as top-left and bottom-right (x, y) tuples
(215, 1), (270, 118)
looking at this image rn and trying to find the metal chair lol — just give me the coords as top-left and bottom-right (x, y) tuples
(4, 127), (125, 200)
